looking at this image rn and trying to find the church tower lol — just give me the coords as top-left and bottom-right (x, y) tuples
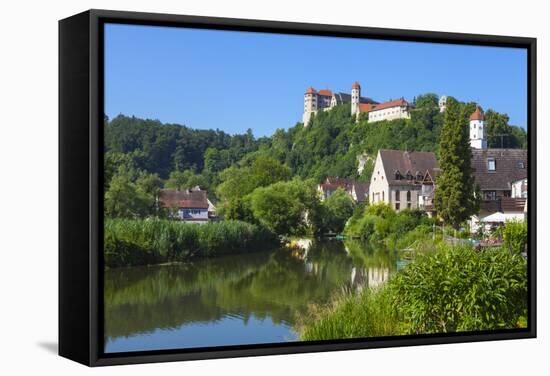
(351, 81), (361, 116)
(303, 87), (317, 126)
(470, 106), (487, 149)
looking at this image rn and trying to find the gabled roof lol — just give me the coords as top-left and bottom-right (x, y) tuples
(318, 89), (333, 96)
(356, 98), (408, 113)
(358, 103), (376, 112)
(359, 97), (378, 105)
(352, 182), (370, 201)
(305, 87), (317, 95)
(470, 106), (485, 121)
(325, 177), (353, 187)
(159, 189), (209, 209)
(480, 197), (527, 214)
(378, 150), (439, 186)
(471, 149), (527, 191)
(370, 98), (408, 112)
(332, 92), (351, 104)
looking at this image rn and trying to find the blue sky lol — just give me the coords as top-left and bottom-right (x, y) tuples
(104, 23), (527, 137)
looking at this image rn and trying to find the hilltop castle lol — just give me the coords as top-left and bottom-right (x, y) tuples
(302, 81), (489, 151)
(303, 81), (428, 125)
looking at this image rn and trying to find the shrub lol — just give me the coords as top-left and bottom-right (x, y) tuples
(346, 204), (435, 247)
(389, 244), (528, 333)
(297, 244), (528, 340)
(501, 220), (528, 255)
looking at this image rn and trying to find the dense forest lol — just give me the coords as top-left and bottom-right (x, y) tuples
(104, 93), (527, 223)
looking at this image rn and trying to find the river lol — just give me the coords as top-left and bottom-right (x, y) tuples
(104, 239), (404, 353)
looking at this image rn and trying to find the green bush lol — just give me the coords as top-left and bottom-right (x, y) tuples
(297, 244), (528, 340)
(389, 244), (528, 333)
(501, 220), (528, 254)
(346, 204), (435, 246)
(104, 218), (278, 268)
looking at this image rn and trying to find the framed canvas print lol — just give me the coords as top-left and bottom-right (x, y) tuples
(59, 9), (536, 366)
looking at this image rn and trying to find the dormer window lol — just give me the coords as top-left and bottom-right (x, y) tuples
(487, 158), (496, 171)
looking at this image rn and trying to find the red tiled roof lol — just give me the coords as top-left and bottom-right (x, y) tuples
(325, 177), (353, 187)
(358, 103), (376, 113)
(305, 87), (317, 95)
(370, 98), (408, 112)
(159, 189), (209, 209)
(318, 89), (333, 96)
(352, 81), (361, 89)
(470, 106), (485, 121)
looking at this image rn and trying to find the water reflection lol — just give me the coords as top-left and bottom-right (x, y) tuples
(104, 240), (402, 352)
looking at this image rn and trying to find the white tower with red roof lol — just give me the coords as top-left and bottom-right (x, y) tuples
(470, 106), (487, 149)
(303, 87), (318, 126)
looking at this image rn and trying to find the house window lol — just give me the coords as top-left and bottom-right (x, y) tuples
(395, 203), (400, 210)
(406, 191), (411, 201)
(382, 191), (385, 201)
(407, 203), (412, 209)
(484, 191), (497, 200)
(487, 158), (496, 171)
(518, 161), (525, 169)
(395, 190), (400, 202)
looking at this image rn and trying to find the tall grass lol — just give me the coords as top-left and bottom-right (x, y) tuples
(297, 287), (401, 341)
(104, 218), (278, 268)
(296, 243), (528, 340)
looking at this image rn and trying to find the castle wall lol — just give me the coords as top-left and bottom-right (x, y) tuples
(368, 106), (410, 122)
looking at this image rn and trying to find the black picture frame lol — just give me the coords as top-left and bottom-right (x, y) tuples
(59, 9), (537, 367)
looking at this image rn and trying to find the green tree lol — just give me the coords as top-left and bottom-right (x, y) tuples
(502, 220), (528, 254)
(248, 179), (320, 236)
(321, 188), (355, 234)
(165, 170), (192, 190)
(104, 171), (153, 218)
(434, 97), (480, 229)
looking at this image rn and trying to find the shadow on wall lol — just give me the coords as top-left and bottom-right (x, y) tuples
(37, 341), (58, 355)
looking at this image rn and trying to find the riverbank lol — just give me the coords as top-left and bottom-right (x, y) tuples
(104, 218), (278, 268)
(296, 242), (528, 340)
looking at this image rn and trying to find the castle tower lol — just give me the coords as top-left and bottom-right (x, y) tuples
(439, 95), (447, 113)
(351, 81), (361, 116)
(470, 106), (487, 149)
(303, 87), (317, 126)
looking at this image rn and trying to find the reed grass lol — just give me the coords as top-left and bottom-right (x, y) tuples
(104, 218), (278, 268)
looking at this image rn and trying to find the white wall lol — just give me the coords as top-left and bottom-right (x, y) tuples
(369, 152), (389, 204)
(0, 1), (547, 375)
(368, 105), (410, 122)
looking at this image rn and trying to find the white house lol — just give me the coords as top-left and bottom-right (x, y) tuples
(511, 178), (528, 198)
(468, 123), (528, 232)
(158, 188), (215, 223)
(358, 98), (411, 123)
(369, 149), (439, 213)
